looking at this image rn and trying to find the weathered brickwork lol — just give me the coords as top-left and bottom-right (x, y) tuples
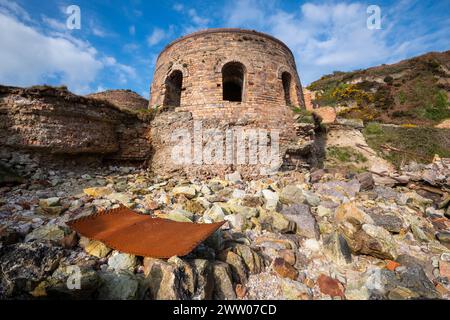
(150, 29), (305, 120)
(148, 29), (316, 178)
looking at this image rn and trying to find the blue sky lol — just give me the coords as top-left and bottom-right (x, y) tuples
(0, 0), (449, 98)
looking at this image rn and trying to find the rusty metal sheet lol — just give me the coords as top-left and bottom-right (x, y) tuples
(67, 205), (224, 258)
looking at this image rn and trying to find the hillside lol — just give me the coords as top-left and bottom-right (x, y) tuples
(307, 50), (450, 126)
(87, 89), (149, 112)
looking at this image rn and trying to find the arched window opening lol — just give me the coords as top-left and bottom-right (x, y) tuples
(222, 62), (245, 102)
(282, 72), (292, 106)
(163, 70), (183, 107)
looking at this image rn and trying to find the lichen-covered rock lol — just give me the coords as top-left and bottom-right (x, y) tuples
(354, 224), (398, 260)
(143, 257), (191, 300)
(83, 187), (114, 197)
(24, 224), (65, 243)
(98, 270), (139, 300)
(323, 232), (352, 265)
(259, 209), (296, 233)
(173, 186), (196, 199)
(84, 240), (112, 258)
(218, 249), (248, 284)
(233, 244), (264, 274)
(212, 261), (236, 300)
(335, 202), (374, 226)
(188, 259), (214, 300)
(107, 251), (137, 272)
(0, 241), (64, 298)
(36, 265), (100, 299)
(281, 204), (319, 239)
(280, 185), (305, 205)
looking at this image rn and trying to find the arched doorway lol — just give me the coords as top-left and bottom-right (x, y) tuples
(222, 62), (245, 102)
(163, 70), (183, 107)
(281, 72), (292, 106)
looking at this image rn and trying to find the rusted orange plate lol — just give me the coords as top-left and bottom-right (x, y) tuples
(67, 205), (224, 258)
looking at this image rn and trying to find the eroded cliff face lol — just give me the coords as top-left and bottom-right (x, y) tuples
(0, 85), (151, 163)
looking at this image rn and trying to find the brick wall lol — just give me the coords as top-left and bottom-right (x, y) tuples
(150, 29), (305, 122)
(147, 29), (315, 178)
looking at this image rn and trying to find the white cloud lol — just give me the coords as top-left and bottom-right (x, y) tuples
(147, 26), (175, 46)
(129, 25), (135, 36)
(147, 27), (166, 45)
(0, 12), (103, 93)
(173, 5), (211, 34)
(221, 0), (450, 84)
(102, 56), (136, 81)
(0, 0), (31, 21)
(92, 27), (106, 37)
(41, 15), (66, 31)
(173, 3), (184, 12)
(222, 1), (393, 84)
(187, 9), (210, 26)
(0, 7), (136, 93)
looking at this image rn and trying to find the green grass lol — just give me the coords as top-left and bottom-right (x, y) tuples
(363, 123), (450, 168)
(292, 107), (315, 124)
(326, 146), (368, 164)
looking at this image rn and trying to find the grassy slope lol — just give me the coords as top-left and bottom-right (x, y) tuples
(363, 123), (450, 168)
(307, 50), (450, 126)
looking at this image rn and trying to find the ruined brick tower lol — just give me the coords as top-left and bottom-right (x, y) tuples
(150, 28), (305, 118)
(148, 29), (314, 178)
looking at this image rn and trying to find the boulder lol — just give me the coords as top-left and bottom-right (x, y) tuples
(0, 241), (63, 298)
(84, 240), (112, 258)
(366, 266), (440, 299)
(25, 224), (65, 243)
(203, 204), (225, 222)
(369, 212), (403, 234)
(280, 185), (305, 205)
(335, 202), (374, 226)
(212, 261), (236, 300)
(40, 265), (100, 299)
(98, 270), (139, 300)
(354, 224), (398, 260)
(167, 256), (196, 297)
(317, 274), (345, 298)
(259, 209), (296, 234)
(218, 250), (247, 284)
(143, 257), (190, 300)
(173, 186), (196, 199)
(281, 204), (319, 239)
(272, 257), (298, 280)
(356, 172), (375, 191)
(107, 251), (137, 272)
(83, 187), (114, 197)
(234, 244), (264, 274)
(188, 259), (214, 300)
(261, 189), (279, 211)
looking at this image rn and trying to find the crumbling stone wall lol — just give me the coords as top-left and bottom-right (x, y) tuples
(0, 86), (151, 162)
